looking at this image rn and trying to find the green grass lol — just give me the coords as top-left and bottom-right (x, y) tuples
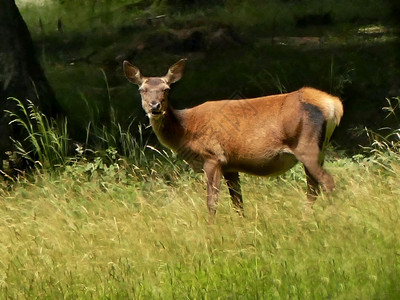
(1, 155), (399, 298)
(5, 98), (69, 170)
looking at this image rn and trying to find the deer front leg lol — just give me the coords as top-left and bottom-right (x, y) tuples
(223, 172), (244, 216)
(203, 160), (222, 217)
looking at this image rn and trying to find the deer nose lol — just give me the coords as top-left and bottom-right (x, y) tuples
(150, 101), (161, 111)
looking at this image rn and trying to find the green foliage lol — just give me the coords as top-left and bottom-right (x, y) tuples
(383, 96), (400, 126)
(6, 97), (69, 169)
(358, 97), (400, 171)
(328, 56), (354, 94)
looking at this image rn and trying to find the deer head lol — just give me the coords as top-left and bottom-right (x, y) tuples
(123, 58), (187, 119)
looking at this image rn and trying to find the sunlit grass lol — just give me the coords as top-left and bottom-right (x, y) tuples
(1, 156), (399, 298)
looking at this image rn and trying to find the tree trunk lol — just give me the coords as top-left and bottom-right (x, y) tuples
(0, 0), (60, 169)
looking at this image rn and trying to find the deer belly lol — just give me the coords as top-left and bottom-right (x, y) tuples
(226, 151), (298, 176)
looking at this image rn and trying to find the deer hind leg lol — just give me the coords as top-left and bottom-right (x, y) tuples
(203, 160), (222, 217)
(293, 145), (335, 204)
(305, 149), (329, 202)
(223, 172), (244, 216)
(305, 167), (320, 204)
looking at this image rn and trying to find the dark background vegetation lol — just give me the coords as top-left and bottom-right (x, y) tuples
(15, 0), (400, 153)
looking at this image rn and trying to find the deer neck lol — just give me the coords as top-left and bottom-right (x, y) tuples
(149, 105), (186, 151)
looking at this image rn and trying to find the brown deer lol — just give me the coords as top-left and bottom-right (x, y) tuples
(123, 58), (343, 217)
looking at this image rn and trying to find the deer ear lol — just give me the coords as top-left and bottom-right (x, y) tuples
(164, 58), (187, 84)
(123, 61), (144, 85)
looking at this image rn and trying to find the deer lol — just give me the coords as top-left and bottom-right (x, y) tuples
(123, 58), (343, 218)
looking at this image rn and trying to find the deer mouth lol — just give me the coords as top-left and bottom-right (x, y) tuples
(150, 109), (162, 116)
(148, 108), (164, 117)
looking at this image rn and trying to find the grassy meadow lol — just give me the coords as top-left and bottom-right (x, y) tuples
(1, 1), (399, 298)
(1, 151), (399, 298)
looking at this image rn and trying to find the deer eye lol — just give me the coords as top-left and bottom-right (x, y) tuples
(139, 88), (148, 93)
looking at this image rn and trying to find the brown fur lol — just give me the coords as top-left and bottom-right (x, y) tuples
(123, 59), (343, 218)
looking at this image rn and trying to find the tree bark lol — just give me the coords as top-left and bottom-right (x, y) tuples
(0, 0), (60, 168)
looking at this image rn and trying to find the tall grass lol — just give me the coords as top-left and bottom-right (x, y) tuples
(361, 97), (400, 171)
(4, 95), (186, 186)
(6, 97), (69, 169)
(0, 153), (399, 298)
(80, 69), (153, 168)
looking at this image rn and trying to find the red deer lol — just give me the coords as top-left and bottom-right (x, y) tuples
(123, 59), (343, 217)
